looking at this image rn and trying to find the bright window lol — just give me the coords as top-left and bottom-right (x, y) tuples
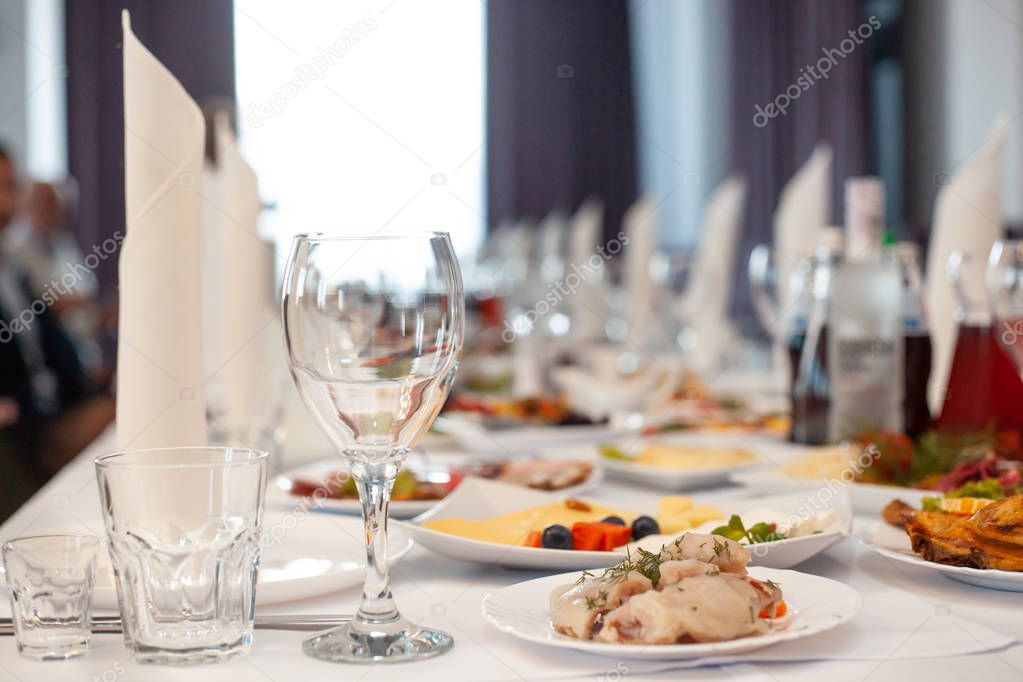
(234, 0), (485, 259)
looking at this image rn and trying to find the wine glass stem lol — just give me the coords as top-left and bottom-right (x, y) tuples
(352, 458), (401, 630)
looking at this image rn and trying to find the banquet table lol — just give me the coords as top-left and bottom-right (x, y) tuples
(2, 430), (1022, 682)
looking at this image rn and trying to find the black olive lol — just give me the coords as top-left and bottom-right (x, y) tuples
(540, 524), (574, 550)
(601, 515), (626, 526)
(631, 515), (661, 540)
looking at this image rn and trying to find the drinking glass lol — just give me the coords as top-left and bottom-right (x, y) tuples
(282, 232), (464, 663)
(1, 534), (98, 660)
(988, 240), (1023, 372)
(95, 447), (268, 664)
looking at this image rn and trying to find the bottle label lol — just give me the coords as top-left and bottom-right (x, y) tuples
(827, 263), (904, 439)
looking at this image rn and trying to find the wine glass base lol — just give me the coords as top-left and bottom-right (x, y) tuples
(302, 621), (453, 664)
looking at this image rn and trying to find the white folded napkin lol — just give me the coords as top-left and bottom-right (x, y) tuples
(623, 194), (658, 349)
(116, 10), (206, 449)
(773, 143), (832, 304)
(567, 197), (605, 343)
(551, 364), (675, 421)
(925, 117), (1006, 414)
(679, 175), (748, 371)
(201, 112), (278, 440)
(536, 209), (567, 283)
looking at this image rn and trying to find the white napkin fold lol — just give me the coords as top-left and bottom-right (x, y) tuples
(536, 209), (567, 283)
(567, 197), (605, 343)
(925, 117), (1007, 414)
(773, 143), (832, 303)
(116, 10), (206, 449)
(551, 364), (675, 421)
(623, 194), (658, 349)
(201, 112), (277, 439)
(680, 175), (748, 371)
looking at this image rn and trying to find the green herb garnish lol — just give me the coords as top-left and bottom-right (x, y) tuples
(598, 445), (632, 460)
(711, 514), (786, 544)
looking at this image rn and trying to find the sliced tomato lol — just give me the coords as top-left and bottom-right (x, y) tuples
(523, 530), (542, 548)
(571, 522), (632, 551)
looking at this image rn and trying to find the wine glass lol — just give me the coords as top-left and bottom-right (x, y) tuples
(987, 240), (1023, 372)
(281, 232), (464, 663)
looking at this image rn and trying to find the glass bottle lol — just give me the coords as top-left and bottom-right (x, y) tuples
(889, 242), (932, 437)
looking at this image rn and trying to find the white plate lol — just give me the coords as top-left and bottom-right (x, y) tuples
(271, 459), (440, 519)
(623, 489), (853, 570)
(396, 477), (622, 570)
(17, 513), (413, 610)
(730, 464), (932, 514)
(272, 453), (603, 519)
(481, 567), (862, 660)
(549, 432), (779, 491)
(397, 478), (851, 571)
(433, 414), (632, 455)
(857, 520), (1023, 592)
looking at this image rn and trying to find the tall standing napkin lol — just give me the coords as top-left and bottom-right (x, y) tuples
(116, 11), (207, 449)
(202, 113), (276, 439)
(623, 194), (657, 349)
(925, 119), (1006, 414)
(568, 197), (605, 343)
(773, 143), (832, 299)
(679, 174), (748, 371)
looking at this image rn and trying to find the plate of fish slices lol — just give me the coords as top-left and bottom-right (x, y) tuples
(481, 533), (861, 660)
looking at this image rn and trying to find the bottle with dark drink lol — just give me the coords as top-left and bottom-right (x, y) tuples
(786, 228), (843, 442)
(791, 239), (842, 445)
(890, 243), (932, 438)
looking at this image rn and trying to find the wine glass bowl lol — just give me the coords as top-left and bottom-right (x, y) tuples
(282, 232), (463, 663)
(988, 240), (1023, 373)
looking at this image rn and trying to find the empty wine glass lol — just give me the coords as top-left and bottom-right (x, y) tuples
(987, 240), (1023, 372)
(281, 232), (464, 663)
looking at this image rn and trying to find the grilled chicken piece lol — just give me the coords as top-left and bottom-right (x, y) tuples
(596, 572), (781, 644)
(658, 533), (750, 575)
(906, 496), (1023, 571)
(549, 570), (652, 639)
(883, 499), (918, 528)
(972, 494), (1023, 550)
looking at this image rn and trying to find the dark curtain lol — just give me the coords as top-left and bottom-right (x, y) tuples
(729, 0), (871, 331)
(65, 0), (236, 295)
(486, 0), (637, 243)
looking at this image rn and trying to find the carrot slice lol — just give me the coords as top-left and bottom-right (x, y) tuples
(759, 600), (787, 619)
(524, 530), (542, 548)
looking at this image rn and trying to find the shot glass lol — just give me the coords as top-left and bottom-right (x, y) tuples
(2, 534), (98, 660)
(95, 447), (268, 664)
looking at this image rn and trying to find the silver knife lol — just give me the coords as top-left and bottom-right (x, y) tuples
(0, 614), (351, 635)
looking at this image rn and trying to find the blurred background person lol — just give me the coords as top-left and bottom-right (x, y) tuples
(5, 178), (109, 384)
(0, 144), (114, 519)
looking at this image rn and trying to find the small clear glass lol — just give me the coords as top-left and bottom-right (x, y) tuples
(2, 534), (98, 660)
(95, 447), (268, 664)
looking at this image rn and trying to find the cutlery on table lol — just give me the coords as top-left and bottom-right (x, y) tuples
(0, 614), (352, 636)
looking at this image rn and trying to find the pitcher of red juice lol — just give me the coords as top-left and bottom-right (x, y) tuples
(937, 252), (1023, 431)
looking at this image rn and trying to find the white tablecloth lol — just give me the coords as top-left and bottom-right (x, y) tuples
(2, 430), (1022, 682)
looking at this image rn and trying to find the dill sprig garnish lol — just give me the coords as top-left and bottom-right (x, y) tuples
(584, 590), (609, 610)
(579, 546), (666, 588)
